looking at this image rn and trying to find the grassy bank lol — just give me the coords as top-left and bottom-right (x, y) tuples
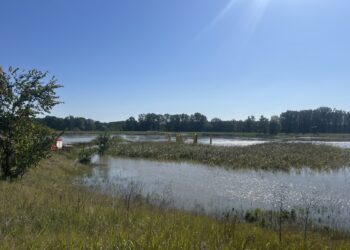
(1, 153), (350, 249)
(108, 141), (350, 171)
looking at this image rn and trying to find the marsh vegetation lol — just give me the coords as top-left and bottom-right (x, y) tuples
(108, 140), (350, 171)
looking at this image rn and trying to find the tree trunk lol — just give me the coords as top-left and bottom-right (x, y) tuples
(1, 139), (13, 180)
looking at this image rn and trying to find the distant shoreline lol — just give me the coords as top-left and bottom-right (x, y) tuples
(61, 131), (350, 141)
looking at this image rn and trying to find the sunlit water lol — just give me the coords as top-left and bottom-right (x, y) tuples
(290, 141), (350, 149)
(61, 135), (97, 145)
(81, 156), (350, 231)
(116, 134), (268, 147)
(60, 134), (350, 149)
(187, 137), (268, 146)
(116, 134), (171, 142)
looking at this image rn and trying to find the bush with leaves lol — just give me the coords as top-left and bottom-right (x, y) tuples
(78, 148), (95, 164)
(0, 67), (62, 180)
(97, 132), (110, 156)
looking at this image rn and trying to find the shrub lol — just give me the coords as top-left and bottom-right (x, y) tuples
(78, 148), (95, 164)
(97, 132), (110, 156)
(0, 67), (62, 180)
(245, 209), (261, 223)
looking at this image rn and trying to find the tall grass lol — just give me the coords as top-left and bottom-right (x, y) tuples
(108, 141), (350, 171)
(1, 153), (350, 249)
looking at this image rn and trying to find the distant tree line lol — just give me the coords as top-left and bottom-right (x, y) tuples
(39, 107), (350, 134)
(124, 113), (282, 134)
(39, 116), (124, 131)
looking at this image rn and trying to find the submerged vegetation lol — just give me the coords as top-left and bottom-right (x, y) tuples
(1, 153), (350, 249)
(108, 141), (350, 171)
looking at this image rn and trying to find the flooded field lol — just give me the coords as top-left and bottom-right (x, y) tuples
(116, 134), (269, 146)
(82, 156), (350, 231)
(188, 137), (268, 146)
(61, 134), (269, 146)
(290, 141), (350, 149)
(62, 133), (350, 149)
(116, 134), (170, 142)
(61, 134), (97, 145)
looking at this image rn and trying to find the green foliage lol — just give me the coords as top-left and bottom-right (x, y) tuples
(0, 67), (62, 180)
(269, 116), (281, 135)
(245, 209), (262, 223)
(280, 107), (350, 134)
(40, 107), (350, 135)
(40, 115), (113, 131)
(78, 148), (95, 164)
(258, 116), (269, 134)
(96, 132), (110, 156)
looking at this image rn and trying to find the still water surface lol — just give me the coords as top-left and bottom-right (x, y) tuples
(82, 156), (350, 230)
(61, 134), (350, 148)
(61, 134), (97, 145)
(61, 134), (269, 146)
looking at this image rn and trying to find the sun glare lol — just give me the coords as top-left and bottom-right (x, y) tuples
(199, 0), (272, 38)
(209, 0), (238, 29)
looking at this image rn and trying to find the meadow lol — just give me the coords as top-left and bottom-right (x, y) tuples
(1, 152), (350, 249)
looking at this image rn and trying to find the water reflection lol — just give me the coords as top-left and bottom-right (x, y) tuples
(116, 134), (268, 147)
(61, 133), (350, 149)
(61, 134), (97, 145)
(81, 156), (350, 231)
(290, 140), (350, 149)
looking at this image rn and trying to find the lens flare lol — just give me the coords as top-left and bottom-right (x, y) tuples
(197, 0), (272, 39)
(208, 0), (239, 30)
(249, 0), (272, 30)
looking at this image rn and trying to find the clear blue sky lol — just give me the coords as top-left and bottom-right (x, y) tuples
(1, 0), (350, 122)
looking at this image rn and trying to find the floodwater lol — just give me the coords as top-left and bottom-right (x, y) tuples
(317, 141), (350, 148)
(81, 156), (350, 231)
(61, 134), (97, 145)
(116, 134), (171, 143)
(290, 141), (350, 149)
(187, 137), (268, 146)
(60, 133), (350, 148)
(116, 134), (268, 147)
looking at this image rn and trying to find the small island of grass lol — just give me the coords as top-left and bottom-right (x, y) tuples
(108, 141), (350, 171)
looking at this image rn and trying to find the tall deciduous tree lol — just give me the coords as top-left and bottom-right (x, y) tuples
(0, 67), (62, 180)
